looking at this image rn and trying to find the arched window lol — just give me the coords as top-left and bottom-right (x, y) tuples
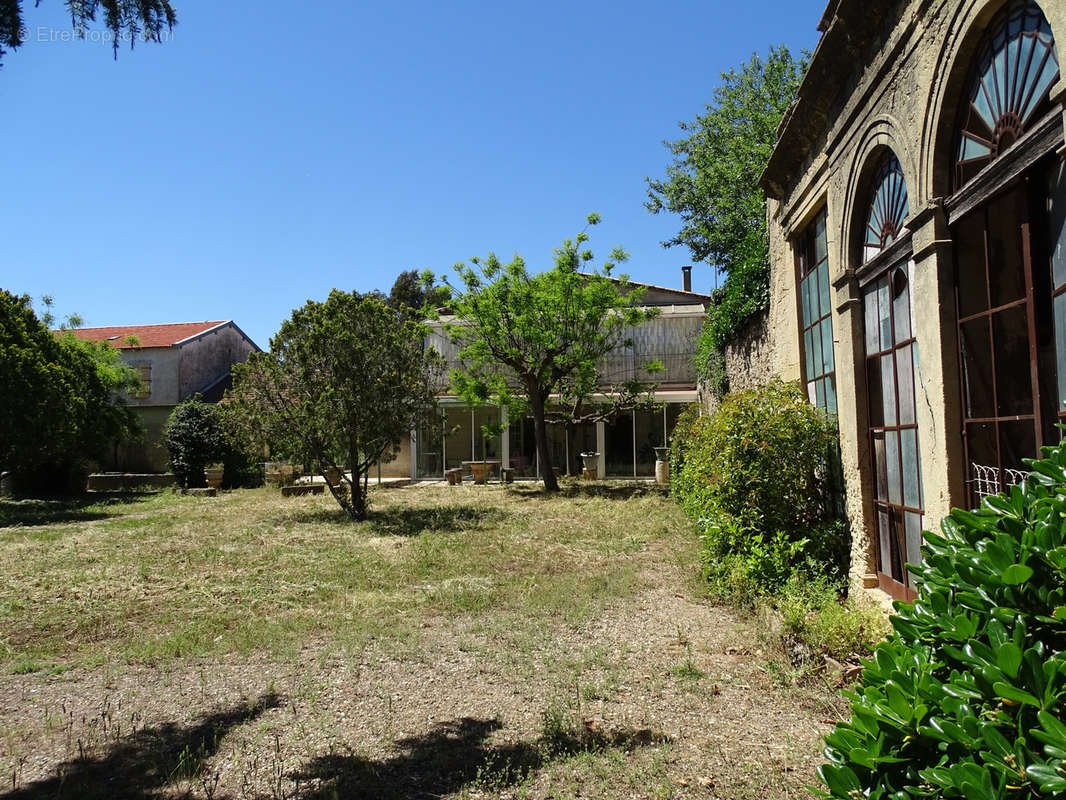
(863, 153), (909, 262)
(955, 0), (1059, 188)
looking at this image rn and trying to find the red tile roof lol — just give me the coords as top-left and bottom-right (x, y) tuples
(62, 321), (230, 349)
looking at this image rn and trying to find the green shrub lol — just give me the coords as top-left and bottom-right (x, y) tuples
(778, 574), (888, 661)
(818, 444), (1066, 799)
(672, 379), (844, 594)
(164, 397), (224, 488)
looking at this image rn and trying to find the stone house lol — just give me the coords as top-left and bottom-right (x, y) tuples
(67, 321), (260, 472)
(410, 270), (709, 480)
(757, 0), (1063, 599)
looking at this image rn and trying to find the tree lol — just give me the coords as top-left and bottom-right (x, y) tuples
(645, 47), (806, 385)
(0, 290), (141, 492)
(0, 0), (176, 64)
(387, 269), (451, 317)
(163, 396), (224, 489)
(441, 215), (659, 492)
(229, 291), (443, 520)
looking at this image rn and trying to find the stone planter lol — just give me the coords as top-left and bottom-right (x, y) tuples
(264, 462), (294, 488)
(204, 464), (224, 490)
(580, 452), (600, 481)
(469, 461), (491, 485)
(653, 447), (670, 486)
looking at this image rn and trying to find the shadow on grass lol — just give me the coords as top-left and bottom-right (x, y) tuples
(0, 692), (280, 800)
(281, 504), (508, 536)
(286, 716), (667, 799)
(0, 493), (160, 528)
(509, 482), (668, 502)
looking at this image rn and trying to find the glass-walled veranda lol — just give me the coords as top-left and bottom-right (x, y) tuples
(415, 400), (693, 480)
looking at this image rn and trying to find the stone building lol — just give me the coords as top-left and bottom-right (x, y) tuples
(760, 0), (1063, 599)
(67, 321), (260, 471)
(412, 272), (709, 481)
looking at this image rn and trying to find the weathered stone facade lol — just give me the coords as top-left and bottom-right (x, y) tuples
(761, 0), (1065, 599)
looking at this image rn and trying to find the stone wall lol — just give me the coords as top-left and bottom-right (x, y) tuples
(699, 310), (774, 412)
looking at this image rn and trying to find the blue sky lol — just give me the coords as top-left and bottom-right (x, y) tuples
(2, 1), (823, 349)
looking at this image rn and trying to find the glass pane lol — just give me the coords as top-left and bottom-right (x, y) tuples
(868, 356), (885, 428)
(820, 318), (835, 374)
(473, 406), (502, 462)
(901, 427), (921, 509)
(807, 381), (817, 405)
(897, 343), (916, 426)
(878, 508), (892, 579)
(814, 213), (827, 264)
(960, 317), (995, 419)
(888, 509), (905, 582)
(508, 416), (536, 476)
(886, 430), (902, 506)
(893, 269), (912, 343)
(815, 378), (826, 412)
(605, 412), (634, 477)
(966, 420), (999, 474)
(804, 328), (815, 379)
(873, 432), (888, 502)
(1056, 292), (1066, 417)
(882, 353), (897, 427)
(818, 263), (831, 322)
(634, 408), (661, 476)
(955, 211), (988, 318)
(905, 511), (924, 576)
(1050, 161), (1066, 288)
(999, 420), (1037, 475)
(801, 276), (812, 328)
(825, 375), (837, 415)
(444, 406), (473, 470)
(417, 412), (445, 478)
(864, 289), (879, 355)
(878, 280), (891, 352)
(811, 321), (824, 379)
(993, 305), (1033, 417)
(987, 190), (1027, 308)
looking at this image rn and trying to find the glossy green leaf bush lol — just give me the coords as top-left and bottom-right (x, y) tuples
(818, 444), (1066, 799)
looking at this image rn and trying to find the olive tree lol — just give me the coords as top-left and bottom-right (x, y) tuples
(229, 291), (443, 520)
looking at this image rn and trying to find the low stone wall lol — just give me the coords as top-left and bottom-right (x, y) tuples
(87, 473), (176, 492)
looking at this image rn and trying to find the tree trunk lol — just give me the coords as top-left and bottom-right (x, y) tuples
(530, 390), (559, 491)
(351, 471), (368, 521)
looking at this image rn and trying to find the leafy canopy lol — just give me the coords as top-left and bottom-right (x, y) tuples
(229, 290), (443, 520)
(0, 0), (177, 64)
(440, 215), (659, 491)
(646, 46), (806, 385)
(0, 290), (141, 491)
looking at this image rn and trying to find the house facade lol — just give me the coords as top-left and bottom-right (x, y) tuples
(67, 321), (260, 471)
(409, 273), (710, 480)
(760, 0), (1063, 598)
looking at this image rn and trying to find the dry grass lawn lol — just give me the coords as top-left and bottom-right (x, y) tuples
(0, 482), (845, 799)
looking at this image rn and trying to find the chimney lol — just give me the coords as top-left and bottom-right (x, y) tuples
(681, 265), (692, 293)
